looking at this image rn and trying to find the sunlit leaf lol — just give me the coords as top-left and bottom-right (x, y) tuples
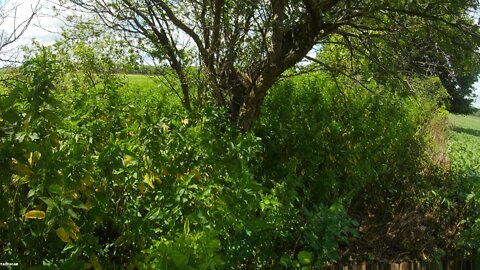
(11, 159), (33, 177)
(27, 151), (42, 166)
(24, 210), (46, 220)
(298, 250), (313, 265)
(56, 227), (71, 243)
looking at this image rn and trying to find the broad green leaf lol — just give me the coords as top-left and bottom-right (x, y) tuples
(40, 197), (58, 210)
(297, 250), (313, 265)
(280, 255), (292, 267)
(171, 249), (189, 268)
(3, 109), (21, 123)
(27, 189), (36, 198)
(48, 184), (63, 194)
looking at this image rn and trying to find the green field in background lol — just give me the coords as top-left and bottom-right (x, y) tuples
(125, 74), (158, 88)
(448, 113), (480, 175)
(449, 113), (480, 131)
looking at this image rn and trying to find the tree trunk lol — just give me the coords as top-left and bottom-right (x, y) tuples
(236, 93), (264, 132)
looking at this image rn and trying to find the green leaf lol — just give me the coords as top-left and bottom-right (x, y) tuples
(280, 255), (292, 267)
(48, 184), (63, 194)
(298, 250), (313, 265)
(71, 201), (88, 210)
(171, 249), (189, 268)
(40, 196), (59, 213)
(184, 217), (190, 235)
(145, 208), (163, 220)
(3, 109), (21, 123)
(59, 256), (85, 270)
(67, 208), (79, 220)
(62, 243), (76, 252)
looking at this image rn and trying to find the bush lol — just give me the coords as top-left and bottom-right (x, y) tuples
(1, 44), (476, 269)
(256, 73), (465, 263)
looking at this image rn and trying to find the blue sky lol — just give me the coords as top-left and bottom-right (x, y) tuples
(2, 0), (480, 107)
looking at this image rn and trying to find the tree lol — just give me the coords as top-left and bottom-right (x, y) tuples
(308, 11), (480, 114)
(393, 17), (480, 113)
(0, 0), (40, 64)
(65, 0), (479, 131)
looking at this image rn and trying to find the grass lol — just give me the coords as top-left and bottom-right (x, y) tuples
(449, 113), (480, 131)
(122, 74), (183, 113)
(126, 74), (158, 89)
(448, 113), (480, 176)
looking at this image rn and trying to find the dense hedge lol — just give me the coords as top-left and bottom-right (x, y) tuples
(1, 47), (479, 269)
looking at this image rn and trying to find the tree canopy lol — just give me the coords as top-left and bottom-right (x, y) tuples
(65, 0), (480, 130)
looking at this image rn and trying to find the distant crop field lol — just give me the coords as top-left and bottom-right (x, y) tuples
(126, 74), (158, 89)
(448, 114), (480, 175)
(449, 113), (480, 131)
(123, 74), (182, 112)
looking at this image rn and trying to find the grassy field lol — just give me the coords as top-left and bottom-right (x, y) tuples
(126, 74), (158, 88)
(448, 114), (480, 175)
(122, 74), (183, 115)
(449, 113), (480, 131)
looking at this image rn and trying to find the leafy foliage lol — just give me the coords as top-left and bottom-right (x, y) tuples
(446, 114), (480, 254)
(1, 33), (480, 269)
(64, 0), (480, 131)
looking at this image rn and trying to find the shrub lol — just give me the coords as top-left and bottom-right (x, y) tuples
(2, 44), (475, 269)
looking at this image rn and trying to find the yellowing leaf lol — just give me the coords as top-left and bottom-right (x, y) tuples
(70, 232), (80, 241)
(23, 210), (45, 220)
(56, 227), (72, 243)
(143, 173), (154, 189)
(28, 151), (41, 167)
(89, 255), (102, 270)
(11, 159), (33, 176)
(56, 219), (81, 243)
(138, 183), (147, 193)
(12, 175), (29, 186)
(122, 155), (134, 166)
(85, 197), (93, 210)
(70, 221), (80, 233)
